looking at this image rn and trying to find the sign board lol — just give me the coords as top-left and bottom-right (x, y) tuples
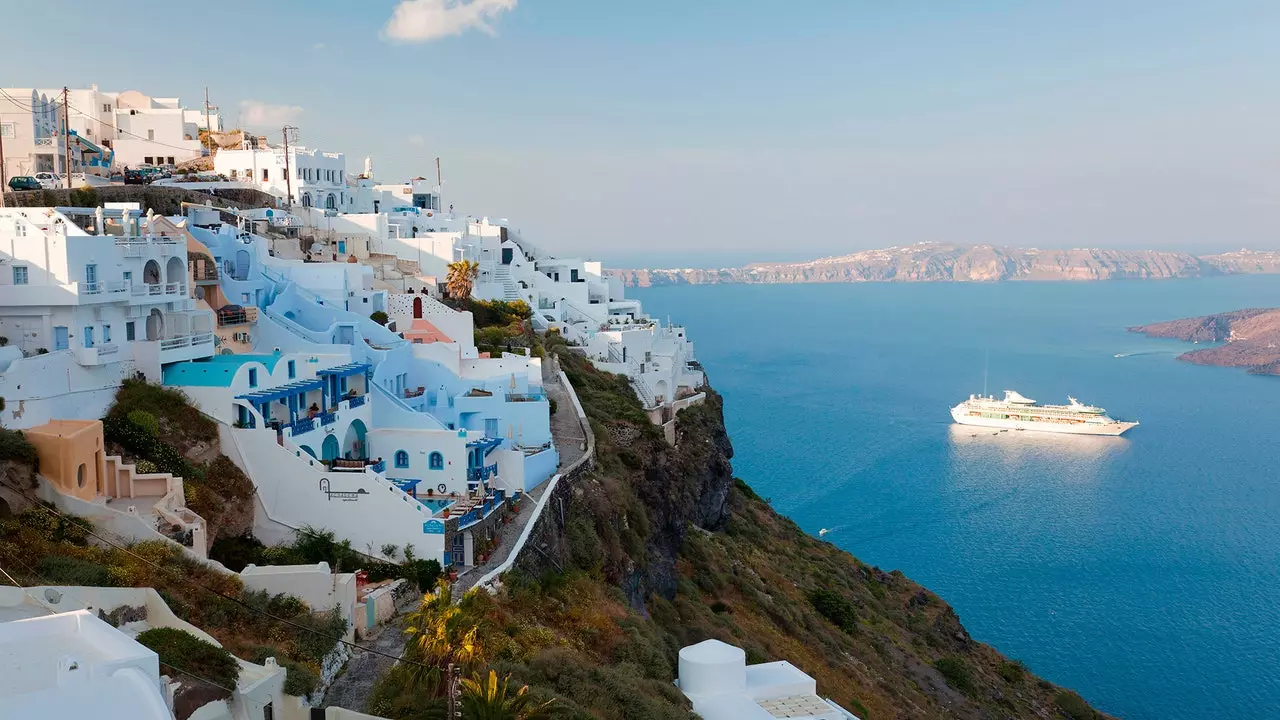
(422, 519), (446, 535)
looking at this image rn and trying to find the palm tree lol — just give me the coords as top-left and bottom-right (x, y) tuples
(446, 260), (480, 302)
(402, 579), (481, 692)
(461, 669), (556, 720)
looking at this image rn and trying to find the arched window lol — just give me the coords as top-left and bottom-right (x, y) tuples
(395, 450), (409, 469)
(429, 452), (444, 470)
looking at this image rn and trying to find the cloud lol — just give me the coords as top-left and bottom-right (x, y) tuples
(383, 0), (517, 43)
(408, 134), (426, 146)
(312, 42), (326, 51)
(238, 100), (303, 128)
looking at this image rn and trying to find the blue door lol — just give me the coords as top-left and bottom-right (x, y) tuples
(54, 326), (68, 351)
(84, 264), (97, 291)
(83, 326), (94, 348)
(322, 434), (340, 462)
(485, 418), (499, 437)
(337, 241), (346, 254)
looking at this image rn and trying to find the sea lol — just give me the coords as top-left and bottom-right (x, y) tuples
(632, 276), (1280, 720)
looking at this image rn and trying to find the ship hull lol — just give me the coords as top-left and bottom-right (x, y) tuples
(950, 407), (1138, 436)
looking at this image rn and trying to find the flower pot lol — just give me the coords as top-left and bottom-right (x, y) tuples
(448, 569), (458, 581)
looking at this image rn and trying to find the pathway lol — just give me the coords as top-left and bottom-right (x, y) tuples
(321, 594), (416, 713)
(453, 357), (586, 593)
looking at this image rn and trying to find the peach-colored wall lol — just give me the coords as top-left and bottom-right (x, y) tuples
(26, 420), (104, 501)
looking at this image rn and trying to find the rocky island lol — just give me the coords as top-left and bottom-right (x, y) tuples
(613, 244), (1280, 287)
(1129, 308), (1280, 375)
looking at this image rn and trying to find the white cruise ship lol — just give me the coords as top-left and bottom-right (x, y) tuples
(950, 390), (1138, 436)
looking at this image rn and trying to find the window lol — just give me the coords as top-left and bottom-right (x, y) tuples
(126, 322), (135, 341)
(429, 452), (444, 470)
(123, 271), (131, 283)
(0, 123), (14, 139)
(85, 264), (97, 289)
(83, 326), (94, 348)
(12, 266), (28, 285)
(147, 129), (155, 141)
(395, 450), (409, 469)
(102, 103), (111, 113)
(287, 360), (296, 379)
(103, 324), (111, 342)
(248, 368), (258, 388)
(230, 169), (237, 179)
(145, 156), (154, 165)
(263, 168), (269, 181)
(166, 156), (174, 165)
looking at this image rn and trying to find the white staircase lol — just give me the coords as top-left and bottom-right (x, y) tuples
(493, 265), (520, 301)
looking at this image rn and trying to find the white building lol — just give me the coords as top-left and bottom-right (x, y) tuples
(0, 88), (107, 183)
(214, 145), (351, 210)
(109, 90), (205, 168)
(677, 639), (860, 720)
(0, 609), (172, 720)
(0, 206), (216, 428)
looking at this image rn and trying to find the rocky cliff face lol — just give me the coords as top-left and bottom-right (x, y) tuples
(499, 347), (1113, 719)
(1129, 308), (1280, 375)
(613, 244), (1280, 287)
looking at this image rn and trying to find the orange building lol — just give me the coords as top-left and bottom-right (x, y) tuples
(26, 420), (105, 501)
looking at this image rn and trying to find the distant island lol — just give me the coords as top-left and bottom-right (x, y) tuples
(1129, 308), (1280, 375)
(611, 243), (1280, 286)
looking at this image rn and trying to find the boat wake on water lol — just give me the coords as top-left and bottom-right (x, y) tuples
(1114, 350), (1177, 358)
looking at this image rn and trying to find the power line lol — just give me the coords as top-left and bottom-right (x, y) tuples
(0, 560), (238, 694)
(0, 88), (221, 156)
(0, 478), (435, 671)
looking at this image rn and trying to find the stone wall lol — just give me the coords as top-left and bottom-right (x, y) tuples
(2, 185), (276, 214)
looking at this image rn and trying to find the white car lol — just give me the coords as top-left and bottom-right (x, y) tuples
(33, 172), (62, 189)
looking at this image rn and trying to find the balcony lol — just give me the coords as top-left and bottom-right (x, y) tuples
(467, 463), (499, 483)
(74, 343), (122, 366)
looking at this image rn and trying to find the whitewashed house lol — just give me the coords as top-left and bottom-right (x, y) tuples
(677, 640), (861, 720)
(214, 144), (351, 210)
(0, 206), (215, 428)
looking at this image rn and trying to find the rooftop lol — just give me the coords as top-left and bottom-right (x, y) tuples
(677, 640), (859, 720)
(25, 418), (101, 440)
(163, 353), (284, 387)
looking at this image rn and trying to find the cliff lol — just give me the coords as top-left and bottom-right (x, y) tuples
(458, 344), (1113, 720)
(613, 244), (1280, 287)
(1129, 308), (1280, 375)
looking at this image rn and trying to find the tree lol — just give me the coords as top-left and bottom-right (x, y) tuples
(461, 670), (556, 720)
(402, 579), (481, 692)
(446, 260), (480, 302)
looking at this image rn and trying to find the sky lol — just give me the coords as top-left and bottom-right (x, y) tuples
(7, 0), (1280, 266)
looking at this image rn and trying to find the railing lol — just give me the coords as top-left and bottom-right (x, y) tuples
(34, 138), (53, 146)
(97, 343), (118, 356)
(82, 282), (101, 295)
(320, 412), (337, 426)
(467, 463), (499, 482)
(164, 282), (181, 295)
(370, 459), (386, 474)
(507, 392), (544, 402)
(347, 395), (366, 409)
(291, 417), (316, 435)
(160, 336), (189, 350)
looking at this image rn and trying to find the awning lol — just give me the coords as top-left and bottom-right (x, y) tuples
(68, 130), (104, 156)
(237, 377), (325, 404)
(317, 362), (371, 379)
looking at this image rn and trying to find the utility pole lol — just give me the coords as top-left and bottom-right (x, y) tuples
(1, 115), (7, 208)
(446, 662), (461, 719)
(62, 87), (72, 189)
(204, 87), (212, 157)
(281, 125), (298, 208)
(435, 156), (442, 212)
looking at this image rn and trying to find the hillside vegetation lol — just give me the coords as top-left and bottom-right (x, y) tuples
(367, 344), (1112, 719)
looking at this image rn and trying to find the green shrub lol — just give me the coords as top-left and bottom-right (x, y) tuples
(280, 657), (320, 697)
(0, 429), (37, 466)
(370, 310), (389, 326)
(998, 659), (1026, 683)
(807, 588), (858, 633)
(1055, 690), (1099, 720)
(135, 459), (159, 474)
(36, 555), (114, 586)
(127, 409), (160, 437)
(209, 534), (266, 572)
(404, 558), (442, 593)
(933, 657), (975, 696)
(135, 627), (241, 691)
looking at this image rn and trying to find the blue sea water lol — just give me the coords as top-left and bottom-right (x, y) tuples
(632, 277), (1280, 720)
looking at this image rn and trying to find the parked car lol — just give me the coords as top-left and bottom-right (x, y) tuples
(33, 172), (62, 189)
(7, 176), (41, 191)
(123, 168), (150, 185)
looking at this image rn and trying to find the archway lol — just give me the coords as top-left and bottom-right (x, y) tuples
(654, 379), (669, 404)
(143, 259), (161, 284)
(145, 309), (164, 341)
(325, 193), (336, 210)
(321, 434), (340, 463)
(299, 445), (317, 460)
(343, 419), (367, 460)
(233, 249), (251, 280)
(412, 297), (423, 319)
(301, 193), (312, 208)
(165, 256), (185, 285)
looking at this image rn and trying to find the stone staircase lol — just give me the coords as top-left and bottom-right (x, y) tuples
(102, 455), (207, 556)
(493, 265), (520, 301)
